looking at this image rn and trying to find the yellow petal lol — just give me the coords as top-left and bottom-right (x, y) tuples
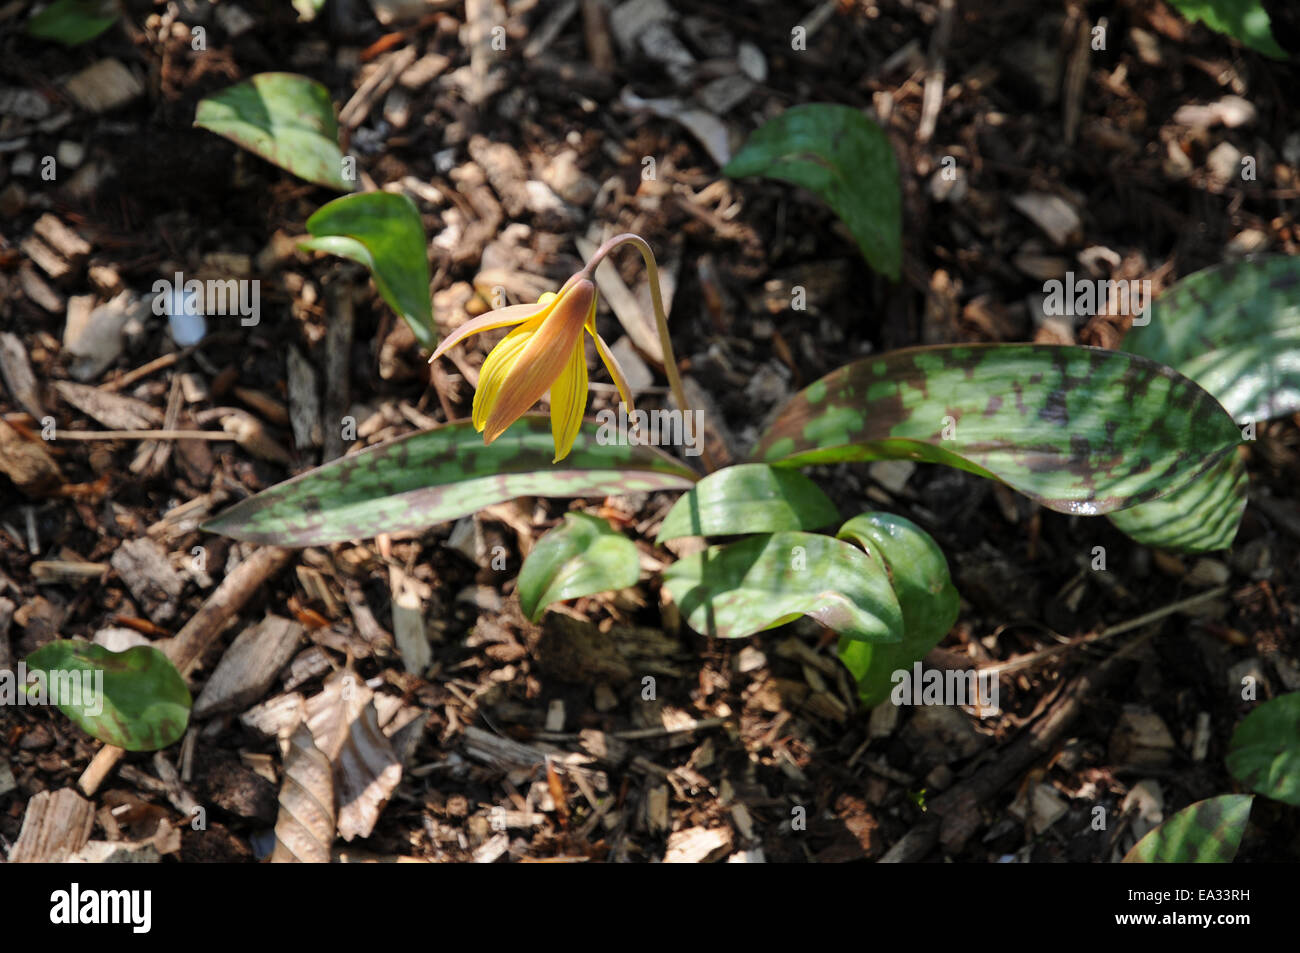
(586, 314), (636, 416)
(428, 302), (542, 364)
(549, 335), (589, 462)
(472, 316), (541, 434)
(482, 279), (595, 443)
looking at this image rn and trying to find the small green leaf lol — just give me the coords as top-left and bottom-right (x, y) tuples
(836, 513), (960, 707)
(753, 344), (1243, 522)
(194, 73), (353, 192)
(301, 192), (435, 351)
(517, 513), (641, 622)
(1123, 795), (1254, 863)
(725, 103), (902, 279)
(656, 463), (839, 541)
(1226, 692), (1300, 806)
(1123, 256), (1300, 424)
(204, 416), (698, 547)
(27, 0), (119, 44)
(1107, 449), (1246, 552)
(23, 641), (191, 752)
(1166, 0), (1286, 58)
(662, 532), (903, 642)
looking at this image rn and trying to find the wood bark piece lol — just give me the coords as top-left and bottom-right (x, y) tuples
(0, 418), (61, 496)
(78, 545), (293, 795)
(63, 58), (144, 113)
(110, 537), (185, 624)
(270, 724), (335, 863)
(54, 380), (162, 430)
(286, 345), (322, 449)
(322, 279), (355, 461)
(9, 788), (95, 862)
(32, 213), (92, 262)
(0, 332), (45, 418)
(192, 614), (305, 719)
(664, 826), (733, 863)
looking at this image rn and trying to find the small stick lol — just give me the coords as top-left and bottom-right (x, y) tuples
(52, 429), (231, 441)
(102, 348), (194, 393)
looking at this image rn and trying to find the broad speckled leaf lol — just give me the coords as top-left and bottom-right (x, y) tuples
(27, 0), (119, 44)
(1107, 449), (1246, 552)
(1226, 692), (1300, 806)
(301, 192), (435, 351)
(724, 103), (902, 279)
(662, 532), (903, 642)
(23, 641), (191, 752)
(204, 416), (698, 546)
(194, 73), (352, 192)
(517, 513), (641, 621)
(1166, 0), (1286, 58)
(835, 513), (960, 708)
(657, 463), (839, 541)
(752, 344), (1242, 518)
(1123, 256), (1300, 423)
(1122, 795), (1254, 863)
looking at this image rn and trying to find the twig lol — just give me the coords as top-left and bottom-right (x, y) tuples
(52, 429), (232, 441)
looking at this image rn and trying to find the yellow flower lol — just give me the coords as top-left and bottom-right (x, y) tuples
(429, 275), (635, 462)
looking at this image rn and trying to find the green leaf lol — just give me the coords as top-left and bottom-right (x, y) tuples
(1123, 795), (1254, 863)
(835, 513), (960, 707)
(194, 73), (353, 192)
(204, 416), (698, 546)
(27, 0), (119, 44)
(517, 513), (641, 621)
(301, 192), (435, 351)
(1123, 256), (1300, 424)
(724, 103), (902, 280)
(662, 532), (903, 642)
(752, 343), (1243, 520)
(656, 463), (839, 541)
(1107, 449), (1246, 552)
(1166, 0), (1286, 58)
(23, 641), (191, 752)
(1226, 692), (1300, 806)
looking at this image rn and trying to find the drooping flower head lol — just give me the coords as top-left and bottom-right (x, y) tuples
(429, 273), (634, 462)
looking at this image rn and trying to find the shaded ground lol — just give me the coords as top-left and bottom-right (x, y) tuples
(1, 0), (1298, 862)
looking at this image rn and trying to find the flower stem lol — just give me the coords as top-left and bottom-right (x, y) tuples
(581, 233), (717, 473)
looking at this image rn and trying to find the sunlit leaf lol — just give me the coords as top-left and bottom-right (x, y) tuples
(300, 192), (435, 351)
(1226, 692), (1300, 806)
(725, 103), (902, 279)
(517, 513), (640, 621)
(1166, 0), (1286, 58)
(753, 344), (1242, 521)
(23, 641), (191, 752)
(1123, 795), (1254, 863)
(204, 416), (698, 546)
(1106, 449), (1246, 552)
(657, 463), (839, 541)
(195, 72), (352, 192)
(662, 532), (903, 642)
(27, 0), (119, 45)
(835, 513), (960, 708)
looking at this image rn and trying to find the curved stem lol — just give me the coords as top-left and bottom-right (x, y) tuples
(581, 233), (717, 472)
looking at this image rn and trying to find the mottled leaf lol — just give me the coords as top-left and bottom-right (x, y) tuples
(518, 513), (641, 621)
(1107, 449), (1246, 552)
(753, 344), (1242, 518)
(300, 192), (435, 350)
(194, 73), (352, 191)
(1226, 692), (1300, 806)
(204, 416), (698, 546)
(724, 103), (902, 279)
(1166, 0), (1285, 58)
(662, 532), (903, 642)
(23, 641), (191, 752)
(657, 463), (839, 541)
(26, 0), (119, 44)
(835, 513), (960, 708)
(1123, 795), (1254, 863)
(1123, 256), (1300, 423)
